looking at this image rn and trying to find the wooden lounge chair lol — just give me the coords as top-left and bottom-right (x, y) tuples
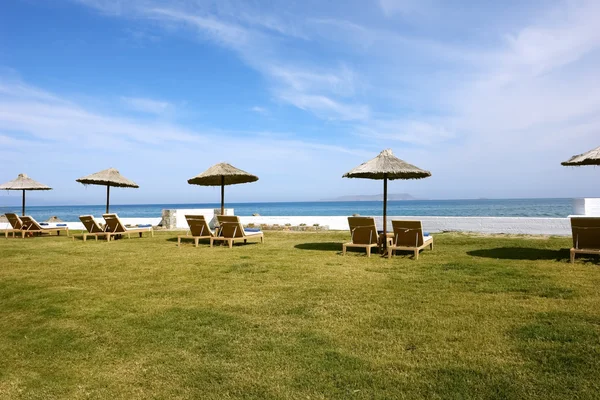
(102, 213), (154, 241)
(210, 215), (264, 248)
(343, 217), (379, 257)
(178, 215), (215, 247)
(387, 220), (433, 260)
(72, 215), (110, 242)
(20, 215), (69, 237)
(3, 213), (23, 238)
(570, 217), (600, 264)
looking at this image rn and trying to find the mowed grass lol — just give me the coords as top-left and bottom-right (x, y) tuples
(1, 231), (600, 399)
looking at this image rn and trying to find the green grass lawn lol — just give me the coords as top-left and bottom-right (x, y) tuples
(1, 231), (599, 399)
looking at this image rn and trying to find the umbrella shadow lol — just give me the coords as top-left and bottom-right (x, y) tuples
(467, 247), (571, 261)
(294, 242), (343, 252)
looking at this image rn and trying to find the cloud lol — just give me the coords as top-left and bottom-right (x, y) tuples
(121, 96), (171, 114)
(378, 0), (432, 17)
(500, 1), (600, 77)
(250, 106), (268, 115)
(75, 0), (370, 122)
(357, 119), (454, 146)
(278, 92), (369, 121)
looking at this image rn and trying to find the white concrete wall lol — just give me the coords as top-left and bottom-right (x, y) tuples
(172, 208), (233, 229)
(573, 198), (600, 216)
(239, 216), (572, 236)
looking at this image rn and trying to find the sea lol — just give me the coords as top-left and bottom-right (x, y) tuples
(0, 198), (574, 222)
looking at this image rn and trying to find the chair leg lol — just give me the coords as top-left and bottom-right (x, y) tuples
(570, 249), (575, 264)
(388, 247), (393, 259)
(342, 244), (346, 256)
(414, 250), (419, 260)
(194, 238), (199, 247)
(430, 242), (433, 250)
(228, 239), (233, 249)
(366, 246), (371, 257)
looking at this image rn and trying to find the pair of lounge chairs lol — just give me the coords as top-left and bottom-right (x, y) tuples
(3, 213), (69, 238)
(343, 216), (433, 259)
(178, 215), (263, 248)
(75, 214), (153, 242)
(344, 216), (600, 263)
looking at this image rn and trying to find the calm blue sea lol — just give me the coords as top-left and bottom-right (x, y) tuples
(0, 198), (574, 222)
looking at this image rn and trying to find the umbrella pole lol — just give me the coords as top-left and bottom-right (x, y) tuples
(383, 175), (388, 236)
(220, 176), (225, 215)
(22, 189), (25, 216)
(106, 185), (110, 214)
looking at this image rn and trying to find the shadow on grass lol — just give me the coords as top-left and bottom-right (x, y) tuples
(467, 247), (570, 261)
(166, 237), (210, 245)
(294, 242), (342, 252)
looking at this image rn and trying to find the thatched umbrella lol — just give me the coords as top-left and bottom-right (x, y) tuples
(188, 163), (258, 215)
(76, 168), (139, 213)
(0, 173), (52, 216)
(343, 149), (431, 237)
(561, 146), (600, 166)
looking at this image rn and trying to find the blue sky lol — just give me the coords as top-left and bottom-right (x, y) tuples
(1, 0), (599, 206)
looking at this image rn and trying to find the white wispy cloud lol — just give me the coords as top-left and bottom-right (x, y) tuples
(250, 106), (268, 115)
(0, 74), (375, 202)
(76, 0), (369, 122)
(378, 0), (432, 17)
(278, 92), (369, 121)
(357, 119), (454, 146)
(121, 96), (171, 114)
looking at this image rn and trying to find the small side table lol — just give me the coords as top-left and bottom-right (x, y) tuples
(378, 232), (394, 256)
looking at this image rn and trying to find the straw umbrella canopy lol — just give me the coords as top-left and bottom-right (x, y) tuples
(0, 173), (52, 216)
(561, 146), (600, 166)
(187, 163), (258, 215)
(76, 168), (139, 213)
(343, 149), (431, 237)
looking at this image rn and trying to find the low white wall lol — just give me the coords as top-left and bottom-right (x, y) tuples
(239, 216), (573, 236)
(574, 198), (600, 216)
(172, 208), (233, 229)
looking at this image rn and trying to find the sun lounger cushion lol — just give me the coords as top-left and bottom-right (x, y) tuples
(244, 228), (261, 232)
(137, 224), (152, 228)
